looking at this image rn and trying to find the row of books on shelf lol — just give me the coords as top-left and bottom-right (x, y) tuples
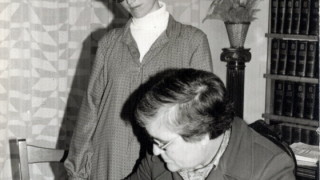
(270, 39), (318, 78)
(271, 0), (319, 35)
(273, 123), (319, 145)
(297, 166), (318, 180)
(274, 81), (319, 120)
(275, 125), (319, 179)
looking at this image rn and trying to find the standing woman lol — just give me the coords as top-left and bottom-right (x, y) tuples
(64, 0), (213, 179)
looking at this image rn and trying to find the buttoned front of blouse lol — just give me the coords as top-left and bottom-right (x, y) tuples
(65, 15), (213, 180)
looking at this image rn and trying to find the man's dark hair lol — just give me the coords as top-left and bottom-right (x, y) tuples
(135, 68), (234, 142)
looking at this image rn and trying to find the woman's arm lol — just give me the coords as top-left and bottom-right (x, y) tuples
(64, 35), (109, 180)
(189, 30), (213, 73)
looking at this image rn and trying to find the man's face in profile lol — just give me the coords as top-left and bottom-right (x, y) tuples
(145, 112), (210, 172)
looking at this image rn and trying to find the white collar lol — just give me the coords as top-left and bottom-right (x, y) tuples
(131, 1), (169, 30)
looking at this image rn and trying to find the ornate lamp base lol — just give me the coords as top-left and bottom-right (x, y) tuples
(224, 22), (250, 48)
(221, 48), (251, 118)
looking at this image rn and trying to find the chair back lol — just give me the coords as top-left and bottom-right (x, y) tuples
(18, 139), (68, 180)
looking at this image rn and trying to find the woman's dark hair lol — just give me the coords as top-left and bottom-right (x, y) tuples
(135, 68), (234, 142)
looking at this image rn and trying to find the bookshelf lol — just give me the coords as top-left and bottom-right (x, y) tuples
(264, 0), (319, 179)
(264, 74), (319, 83)
(263, 113), (319, 127)
(265, 33), (319, 41)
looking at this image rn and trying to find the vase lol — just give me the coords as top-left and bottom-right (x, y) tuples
(224, 22), (250, 48)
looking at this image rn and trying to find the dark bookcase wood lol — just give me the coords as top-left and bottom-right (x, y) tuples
(265, 0), (319, 178)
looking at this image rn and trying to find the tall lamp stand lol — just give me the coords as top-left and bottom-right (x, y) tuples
(221, 48), (251, 118)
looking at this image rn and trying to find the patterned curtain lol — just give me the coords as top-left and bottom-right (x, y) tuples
(0, 0), (201, 179)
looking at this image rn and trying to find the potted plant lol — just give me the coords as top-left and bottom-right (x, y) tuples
(203, 0), (262, 48)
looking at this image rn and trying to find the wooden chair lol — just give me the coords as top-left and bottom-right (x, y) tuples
(17, 139), (68, 180)
(249, 120), (297, 176)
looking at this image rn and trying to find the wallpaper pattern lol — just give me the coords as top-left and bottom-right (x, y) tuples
(0, 0), (202, 179)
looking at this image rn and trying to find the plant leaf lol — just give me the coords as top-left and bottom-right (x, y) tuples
(202, 0), (262, 22)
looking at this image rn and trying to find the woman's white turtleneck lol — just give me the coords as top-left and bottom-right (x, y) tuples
(130, 1), (169, 62)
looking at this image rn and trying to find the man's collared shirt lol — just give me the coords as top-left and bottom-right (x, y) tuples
(178, 129), (231, 180)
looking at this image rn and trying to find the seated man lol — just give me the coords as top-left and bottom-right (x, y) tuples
(126, 68), (295, 180)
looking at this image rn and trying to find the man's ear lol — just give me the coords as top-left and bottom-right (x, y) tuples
(200, 134), (211, 146)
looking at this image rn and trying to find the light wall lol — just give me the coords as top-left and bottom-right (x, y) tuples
(200, 0), (270, 124)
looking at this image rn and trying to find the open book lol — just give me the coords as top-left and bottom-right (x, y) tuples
(290, 142), (319, 167)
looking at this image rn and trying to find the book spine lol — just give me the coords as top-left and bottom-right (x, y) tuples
(299, 0), (311, 35)
(309, 0), (319, 35)
(274, 80), (285, 115)
(291, 0), (302, 34)
(305, 41), (317, 77)
(271, 39), (280, 74)
(310, 130), (319, 145)
(277, 0), (288, 33)
(281, 125), (293, 144)
(297, 166), (317, 178)
(271, 0), (279, 33)
(292, 127), (302, 143)
(273, 123), (283, 137)
(293, 82), (305, 118)
(296, 41), (308, 77)
(301, 129), (310, 144)
(278, 40), (288, 75)
(315, 88), (319, 120)
(314, 43), (319, 78)
(283, 81), (295, 117)
(286, 40), (298, 76)
(304, 83), (316, 119)
(284, 0), (294, 34)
